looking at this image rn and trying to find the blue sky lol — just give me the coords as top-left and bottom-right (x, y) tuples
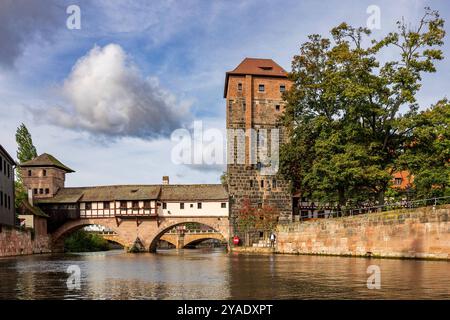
(0, 0), (449, 187)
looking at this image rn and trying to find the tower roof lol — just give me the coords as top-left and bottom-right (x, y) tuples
(224, 58), (288, 97)
(20, 153), (75, 173)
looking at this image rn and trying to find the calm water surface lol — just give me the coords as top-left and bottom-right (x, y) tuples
(0, 249), (449, 300)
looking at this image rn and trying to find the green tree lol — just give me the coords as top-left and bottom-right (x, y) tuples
(397, 100), (450, 198)
(15, 123), (38, 209)
(16, 123), (38, 163)
(281, 8), (445, 206)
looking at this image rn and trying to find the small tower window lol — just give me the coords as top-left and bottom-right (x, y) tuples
(394, 178), (402, 185)
(275, 105), (280, 111)
(280, 85), (286, 92)
(272, 179), (277, 189)
(260, 180), (264, 188)
(180, 203), (185, 209)
(43, 169), (47, 177)
(258, 84), (265, 92)
(28, 170), (32, 177)
(238, 83), (242, 91)
(250, 180), (253, 188)
(197, 202), (202, 209)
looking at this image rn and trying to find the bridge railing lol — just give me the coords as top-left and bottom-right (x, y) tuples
(295, 195), (450, 221)
(165, 229), (218, 234)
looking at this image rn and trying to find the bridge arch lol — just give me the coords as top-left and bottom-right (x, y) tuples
(149, 221), (228, 253)
(183, 235), (226, 248)
(51, 218), (130, 251)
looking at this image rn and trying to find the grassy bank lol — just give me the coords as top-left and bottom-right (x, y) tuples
(64, 230), (110, 252)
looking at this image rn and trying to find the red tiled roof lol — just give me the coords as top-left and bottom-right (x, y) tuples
(224, 58), (288, 97)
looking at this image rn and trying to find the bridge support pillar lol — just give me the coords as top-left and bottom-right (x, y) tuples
(176, 234), (185, 249)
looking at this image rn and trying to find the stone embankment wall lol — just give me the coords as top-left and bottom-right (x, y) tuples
(277, 206), (450, 260)
(0, 225), (51, 257)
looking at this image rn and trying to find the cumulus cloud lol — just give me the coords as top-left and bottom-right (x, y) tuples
(34, 43), (190, 139)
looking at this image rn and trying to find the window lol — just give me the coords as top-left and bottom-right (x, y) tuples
(163, 202), (167, 209)
(143, 201), (151, 209)
(197, 203), (202, 209)
(221, 203), (227, 208)
(190, 203), (194, 208)
(0, 191), (3, 206)
(243, 102), (246, 112)
(33, 189), (38, 195)
(39, 188), (44, 194)
(275, 105), (280, 111)
(7, 195), (10, 210)
(7, 164), (10, 178)
(43, 169), (47, 177)
(180, 203), (185, 209)
(120, 201), (127, 209)
(260, 180), (264, 188)
(45, 189), (50, 195)
(272, 179), (277, 189)
(238, 83), (242, 91)
(280, 85), (286, 92)
(257, 203), (262, 208)
(28, 170), (32, 177)
(258, 84), (265, 92)
(132, 201), (139, 209)
(85, 202), (92, 210)
(250, 180), (253, 188)
(104, 202), (110, 210)
(394, 178), (402, 185)
(228, 100), (233, 112)
(0, 156), (2, 171)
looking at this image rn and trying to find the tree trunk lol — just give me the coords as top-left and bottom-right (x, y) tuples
(378, 190), (385, 211)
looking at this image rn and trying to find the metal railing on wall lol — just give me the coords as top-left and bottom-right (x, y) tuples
(295, 195), (450, 221)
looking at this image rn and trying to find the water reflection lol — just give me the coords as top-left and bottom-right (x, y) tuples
(0, 249), (449, 300)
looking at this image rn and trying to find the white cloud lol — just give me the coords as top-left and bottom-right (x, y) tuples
(33, 43), (190, 139)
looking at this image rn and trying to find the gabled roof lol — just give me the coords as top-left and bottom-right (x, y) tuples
(20, 153), (75, 173)
(79, 185), (162, 202)
(37, 184), (229, 204)
(224, 58), (288, 97)
(0, 144), (16, 165)
(160, 184), (228, 201)
(37, 185), (162, 203)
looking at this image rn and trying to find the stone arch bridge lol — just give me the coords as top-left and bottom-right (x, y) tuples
(51, 216), (230, 252)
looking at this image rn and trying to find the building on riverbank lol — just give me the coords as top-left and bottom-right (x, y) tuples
(0, 145), (16, 227)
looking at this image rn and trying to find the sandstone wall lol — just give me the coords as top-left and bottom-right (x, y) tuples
(0, 225), (51, 257)
(277, 206), (450, 260)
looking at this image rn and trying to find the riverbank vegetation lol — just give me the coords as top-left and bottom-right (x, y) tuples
(64, 230), (110, 252)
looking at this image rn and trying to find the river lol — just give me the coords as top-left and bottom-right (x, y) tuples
(0, 249), (449, 299)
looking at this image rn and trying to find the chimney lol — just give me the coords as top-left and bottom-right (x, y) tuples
(28, 189), (34, 207)
(162, 176), (170, 185)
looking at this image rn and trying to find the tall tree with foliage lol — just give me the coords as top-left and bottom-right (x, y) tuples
(15, 123), (38, 208)
(281, 8), (446, 207)
(16, 123), (38, 163)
